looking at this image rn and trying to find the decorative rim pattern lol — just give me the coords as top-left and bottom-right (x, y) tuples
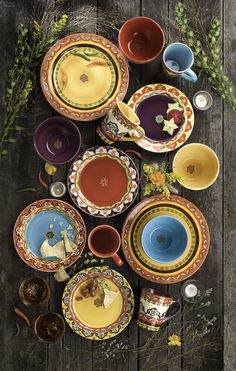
(13, 199), (86, 272)
(128, 84), (194, 153)
(40, 33), (129, 121)
(62, 266), (134, 340)
(68, 146), (139, 218)
(121, 195), (210, 284)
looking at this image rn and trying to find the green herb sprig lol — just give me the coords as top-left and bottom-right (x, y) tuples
(0, 10), (68, 158)
(175, 1), (236, 110)
(142, 163), (182, 198)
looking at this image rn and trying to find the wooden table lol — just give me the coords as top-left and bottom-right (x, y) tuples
(1, 0), (235, 370)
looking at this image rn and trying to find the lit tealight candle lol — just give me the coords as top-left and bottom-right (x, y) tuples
(49, 182), (67, 198)
(193, 91), (213, 111)
(184, 283), (198, 298)
(181, 279), (204, 303)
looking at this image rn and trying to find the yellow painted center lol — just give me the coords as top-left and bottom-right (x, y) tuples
(73, 279), (123, 328)
(54, 48), (115, 108)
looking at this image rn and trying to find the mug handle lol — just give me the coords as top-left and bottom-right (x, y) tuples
(112, 253), (123, 266)
(163, 299), (181, 322)
(181, 69), (198, 82)
(117, 126), (145, 142)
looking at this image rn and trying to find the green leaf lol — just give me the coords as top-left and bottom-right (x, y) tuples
(15, 125), (24, 131)
(8, 138), (16, 143)
(16, 187), (37, 193)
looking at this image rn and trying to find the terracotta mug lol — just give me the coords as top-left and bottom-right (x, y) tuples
(97, 101), (145, 144)
(137, 288), (181, 331)
(88, 225), (123, 266)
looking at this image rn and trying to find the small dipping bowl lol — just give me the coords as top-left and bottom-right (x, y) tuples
(141, 215), (188, 263)
(173, 143), (220, 190)
(118, 16), (165, 64)
(19, 277), (50, 306)
(193, 91), (213, 111)
(33, 116), (81, 164)
(34, 312), (65, 343)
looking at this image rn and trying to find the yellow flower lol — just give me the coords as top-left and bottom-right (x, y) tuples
(168, 334), (181, 347)
(150, 171), (166, 187)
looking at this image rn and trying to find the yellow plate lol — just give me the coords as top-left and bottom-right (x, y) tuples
(40, 33), (129, 121)
(62, 266), (134, 340)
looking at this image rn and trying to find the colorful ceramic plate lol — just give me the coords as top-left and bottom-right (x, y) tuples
(128, 84), (194, 152)
(68, 146), (139, 217)
(122, 195), (210, 283)
(13, 199), (86, 272)
(62, 266), (134, 340)
(40, 33), (129, 121)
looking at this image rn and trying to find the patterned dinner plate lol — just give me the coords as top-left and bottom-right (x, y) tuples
(128, 84), (194, 153)
(13, 199), (86, 272)
(40, 33), (129, 121)
(62, 266), (134, 340)
(68, 146), (139, 217)
(122, 195), (210, 284)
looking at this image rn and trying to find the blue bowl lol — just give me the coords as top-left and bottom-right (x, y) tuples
(25, 210), (76, 260)
(141, 215), (188, 263)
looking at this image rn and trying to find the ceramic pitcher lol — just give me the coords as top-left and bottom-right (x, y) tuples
(137, 288), (181, 331)
(97, 101), (145, 144)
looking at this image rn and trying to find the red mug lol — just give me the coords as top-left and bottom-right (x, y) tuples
(87, 225), (123, 266)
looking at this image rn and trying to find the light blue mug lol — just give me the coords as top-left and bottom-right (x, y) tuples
(163, 42), (197, 82)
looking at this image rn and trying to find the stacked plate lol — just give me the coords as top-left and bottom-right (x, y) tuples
(122, 195), (210, 284)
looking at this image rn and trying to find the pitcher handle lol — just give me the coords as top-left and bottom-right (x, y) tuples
(163, 299), (181, 322)
(118, 126), (145, 142)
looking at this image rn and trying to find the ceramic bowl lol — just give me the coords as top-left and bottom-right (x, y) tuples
(33, 117), (81, 164)
(118, 16), (165, 64)
(173, 143), (220, 190)
(141, 215), (188, 263)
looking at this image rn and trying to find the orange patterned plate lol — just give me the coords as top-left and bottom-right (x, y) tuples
(122, 195), (210, 284)
(13, 199), (86, 272)
(40, 33), (129, 121)
(128, 84), (194, 153)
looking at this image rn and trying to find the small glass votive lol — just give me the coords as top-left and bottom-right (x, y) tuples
(181, 279), (205, 303)
(19, 277), (50, 306)
(49, 181), (67, 198)
(193, 91), (213, 111)
(34, 312), (65, 343)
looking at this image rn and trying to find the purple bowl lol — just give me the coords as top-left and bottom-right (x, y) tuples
(33, 117), (81, 164)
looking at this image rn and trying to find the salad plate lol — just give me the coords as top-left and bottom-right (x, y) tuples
(122, 195), (210, 284)
(40, 33), (129, 121)
(62, 266), (134, 340)
(68, 146), (139, 217)
(13, 199), (86, 272)
(128, 84), (194, 152)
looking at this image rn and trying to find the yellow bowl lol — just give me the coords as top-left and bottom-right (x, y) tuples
(173, 143), (219, 190)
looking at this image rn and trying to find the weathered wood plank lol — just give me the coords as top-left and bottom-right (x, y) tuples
(95, 1), (140, 370)
(179, 1), (223, 369)
(223, 0), (236, 369)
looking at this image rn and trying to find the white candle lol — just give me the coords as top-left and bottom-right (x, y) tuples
(195, 94), (208, 108)
(184, 283), (198, 298)
(49, 182), (66, 198)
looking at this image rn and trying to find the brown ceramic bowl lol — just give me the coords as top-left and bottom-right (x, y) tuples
(118, 16), (165, 64)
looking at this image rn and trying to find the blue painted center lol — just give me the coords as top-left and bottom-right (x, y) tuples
(141, 215), (188, 263)
(25, 210), (75, 260)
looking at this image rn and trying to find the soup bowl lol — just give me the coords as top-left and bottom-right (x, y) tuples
(141, 215), (188, 263)
(34, 116), (81, 165)
(118, 16), (165, 64)
(173, 143), (220, 190)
